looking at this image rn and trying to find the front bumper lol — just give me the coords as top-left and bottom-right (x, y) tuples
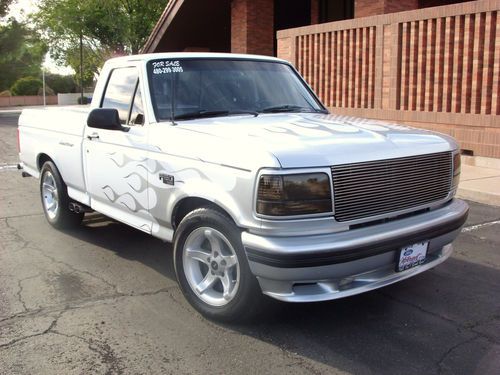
(242, 199), (468, 302)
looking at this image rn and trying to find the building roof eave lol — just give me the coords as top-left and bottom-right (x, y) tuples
(141, 0), (185, 54)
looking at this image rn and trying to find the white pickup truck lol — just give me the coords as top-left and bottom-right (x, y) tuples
(18, 53), (468, 321)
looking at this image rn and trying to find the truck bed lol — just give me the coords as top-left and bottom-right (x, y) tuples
(19, 106), (90, 137)
(18, 106), (90, 197)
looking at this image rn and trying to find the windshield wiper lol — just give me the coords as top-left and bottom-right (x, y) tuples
(173, 110), (258, 121)
(260, 105), (326, 113)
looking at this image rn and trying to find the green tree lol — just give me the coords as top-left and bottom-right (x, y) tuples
(0, 0), (14, 18)
(0, 19), (47, 91)
(45, 73), (77, 94)
(117, 0), (167, 54)
(33, 0), (166, 85)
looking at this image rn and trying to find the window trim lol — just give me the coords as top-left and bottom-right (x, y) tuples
(100, 66), (140, 125)
(127, 79), (144, 126)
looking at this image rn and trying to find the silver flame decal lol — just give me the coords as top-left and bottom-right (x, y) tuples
(102, 185), (148, 213)
(124, 172), (148, 193)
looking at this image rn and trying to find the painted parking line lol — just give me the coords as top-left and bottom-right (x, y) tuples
(0, 164), (18, 171)
(461, 220), (500, 233)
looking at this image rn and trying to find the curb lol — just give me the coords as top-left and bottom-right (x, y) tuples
(0, 111), (21, 118)
(462, 155), (500, 170)
(457, 188), (500, 207)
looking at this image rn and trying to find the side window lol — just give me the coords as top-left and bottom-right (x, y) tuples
(129, 83), (144, 126)
(101, 67), (138, 124)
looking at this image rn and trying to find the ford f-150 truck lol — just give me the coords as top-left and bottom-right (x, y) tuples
(18, 53), (468, 321)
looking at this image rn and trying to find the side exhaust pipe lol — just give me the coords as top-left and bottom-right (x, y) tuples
(69, 202), (91, 214)
(17, 164), (32, 178)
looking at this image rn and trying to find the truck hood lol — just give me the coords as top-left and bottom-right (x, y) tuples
(167, 113), (457, 169)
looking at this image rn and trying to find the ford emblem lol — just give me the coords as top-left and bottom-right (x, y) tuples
(404, 249), (413, 256)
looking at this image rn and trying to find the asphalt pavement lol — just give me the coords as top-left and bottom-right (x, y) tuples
(1, 114), (499, 374)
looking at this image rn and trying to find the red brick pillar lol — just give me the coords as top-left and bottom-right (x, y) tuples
(231, 0), (274, 56)
(355, 0), (418, 18)
(355, 0), (385, 17)
(385, 0), (418, 14)
(311, 0), (319, 24)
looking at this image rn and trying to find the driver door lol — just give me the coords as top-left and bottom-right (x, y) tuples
(83, 66), (153, 232)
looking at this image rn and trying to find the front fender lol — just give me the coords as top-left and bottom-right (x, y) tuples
(168, 181), (243, 226)
(146, 157), (261, 236)
(165, 166), (258, 230)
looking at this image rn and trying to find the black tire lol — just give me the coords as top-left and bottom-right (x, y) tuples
(40, 161), (84, 229)
(173, 207), (263, 322)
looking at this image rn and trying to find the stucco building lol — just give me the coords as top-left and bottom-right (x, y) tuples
(143, 0), (500, 158)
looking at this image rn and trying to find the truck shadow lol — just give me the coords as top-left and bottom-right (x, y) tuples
(228, 256), (500, 375)
(71, 212), (177, 281)
(67, 212), (499, 375)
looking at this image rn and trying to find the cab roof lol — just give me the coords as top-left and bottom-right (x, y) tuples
(105, 52), (289, 65)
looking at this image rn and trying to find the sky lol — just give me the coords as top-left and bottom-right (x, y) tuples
(7, 0), (75, 75)
(7, 0), (37, 22)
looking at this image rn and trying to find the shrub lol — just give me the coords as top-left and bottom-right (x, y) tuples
(38, 85), (55, 96)
(0, 90), (11, 97)
(10, 77), (43, 96)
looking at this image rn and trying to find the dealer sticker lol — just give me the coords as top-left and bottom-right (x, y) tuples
(151, 60), (184, 75)
(397, 241), (428, 272)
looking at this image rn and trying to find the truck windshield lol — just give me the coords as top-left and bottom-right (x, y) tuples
(146, 59), (326, 121)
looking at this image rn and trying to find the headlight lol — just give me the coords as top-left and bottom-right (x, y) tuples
(257, 173), (332, 216)
(452, 152), (461, 190)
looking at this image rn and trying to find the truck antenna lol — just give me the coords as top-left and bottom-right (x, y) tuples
(170, 72), (177, 126)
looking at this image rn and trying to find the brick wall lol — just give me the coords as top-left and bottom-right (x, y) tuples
(355, 0), (419, 18)
(277, 0), (500, 158)
(231, 0), (274, 55)
(277, 37), (292, 62)
(0, 96), (58, 107)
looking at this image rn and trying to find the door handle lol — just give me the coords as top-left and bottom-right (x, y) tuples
(87, 133), (100, 140)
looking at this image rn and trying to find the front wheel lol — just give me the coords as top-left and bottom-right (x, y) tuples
(173, 208), (263, 322)
(40, 161), (84, 229)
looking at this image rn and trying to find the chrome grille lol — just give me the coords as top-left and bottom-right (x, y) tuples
(331, 152), (452, 222)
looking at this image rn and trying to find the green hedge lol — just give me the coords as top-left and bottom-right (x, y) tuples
(10, 77), (43, 96)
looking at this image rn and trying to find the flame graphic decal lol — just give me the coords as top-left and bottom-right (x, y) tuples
(136, 159), (163, 174)
(124, 172), (148, 193)
(102, 185), (148, 213)
(107, 152), (147, 168)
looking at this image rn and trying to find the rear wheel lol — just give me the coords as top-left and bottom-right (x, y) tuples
(40, 161), (83, 229)
(173, 208), (262, 322)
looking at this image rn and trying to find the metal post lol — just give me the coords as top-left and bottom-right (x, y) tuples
(80, 32), (84, 104)
(42, 69), (46, 107)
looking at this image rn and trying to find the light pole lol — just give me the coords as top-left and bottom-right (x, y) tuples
(80, 32), (84, 105)
(42, 67), (46, 107)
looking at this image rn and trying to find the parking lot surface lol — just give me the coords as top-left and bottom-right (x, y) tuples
(1, 114), (499, 374)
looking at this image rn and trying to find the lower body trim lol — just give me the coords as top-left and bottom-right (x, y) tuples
(256, 244), (453, 303)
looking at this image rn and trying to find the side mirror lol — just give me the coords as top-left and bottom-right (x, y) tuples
(87, 108), (126, 131)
